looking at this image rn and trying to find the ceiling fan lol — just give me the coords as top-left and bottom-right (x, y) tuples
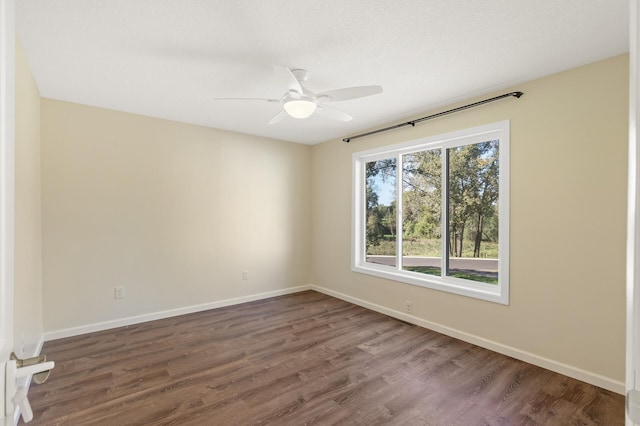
(214, 65), (383, 124)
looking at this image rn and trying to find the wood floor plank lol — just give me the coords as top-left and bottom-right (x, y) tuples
(23, 291), (624, 425)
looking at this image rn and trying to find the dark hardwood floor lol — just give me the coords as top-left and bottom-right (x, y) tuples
(24, 290), (624, 425)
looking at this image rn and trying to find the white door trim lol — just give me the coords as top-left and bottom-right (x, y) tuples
(628, 1), (640, 424)
(0, 0), (15, 422)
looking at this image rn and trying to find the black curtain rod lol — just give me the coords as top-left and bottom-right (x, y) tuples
(342, 91), (523, 143)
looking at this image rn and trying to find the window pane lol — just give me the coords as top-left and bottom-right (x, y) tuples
(447, 140), (499, 284)
(402, 150), (441, 277)
(365, 158), (397, 267)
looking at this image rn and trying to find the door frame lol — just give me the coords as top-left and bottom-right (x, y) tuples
(629, 1), (640, 425)
(0, 0), (15, 422)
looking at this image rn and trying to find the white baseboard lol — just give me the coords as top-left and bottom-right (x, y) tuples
(311, 284), (625, 395)
(44, 285), (312, 341)
(41, 283), (624, 395)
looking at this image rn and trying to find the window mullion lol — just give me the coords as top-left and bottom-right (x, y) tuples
(442, 148), (449, 278)
(396, 153), (403, 271)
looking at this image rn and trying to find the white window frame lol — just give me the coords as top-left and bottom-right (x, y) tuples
(351, 120), (509, 305)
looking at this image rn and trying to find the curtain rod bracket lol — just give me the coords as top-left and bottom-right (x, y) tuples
(342, 91), (523, 143)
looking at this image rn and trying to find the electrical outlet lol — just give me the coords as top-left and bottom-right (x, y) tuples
(114, 286), (125, 299)
(242, 270), (248, 280)
(405, 301), (413, 313)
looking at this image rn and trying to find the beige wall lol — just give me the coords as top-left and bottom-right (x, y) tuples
(41, 100), (311, 332)
(311, 55), (628, 385)
(14, 38), (43, 357)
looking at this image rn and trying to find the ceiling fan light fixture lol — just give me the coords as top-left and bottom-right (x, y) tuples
(214, 66), (382, 124)
(283, 99), (317, 119)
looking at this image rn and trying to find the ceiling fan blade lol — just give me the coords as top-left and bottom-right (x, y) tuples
(212, 97), (280, 102)
(273, 65), (303, 94)
(315, 104), (353, 122)
(316, 85), (383, 102)
(268, 110), (288, 125)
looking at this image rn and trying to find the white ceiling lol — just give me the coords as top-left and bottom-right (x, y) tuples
(16, 0), (629, 145)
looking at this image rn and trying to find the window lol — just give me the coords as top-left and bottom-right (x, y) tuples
(352, 121), (509, 304)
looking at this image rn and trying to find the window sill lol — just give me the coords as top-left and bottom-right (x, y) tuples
(352, 262), (508, 305)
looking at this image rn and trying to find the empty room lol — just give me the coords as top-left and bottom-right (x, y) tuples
(1, 0), (636, 425)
